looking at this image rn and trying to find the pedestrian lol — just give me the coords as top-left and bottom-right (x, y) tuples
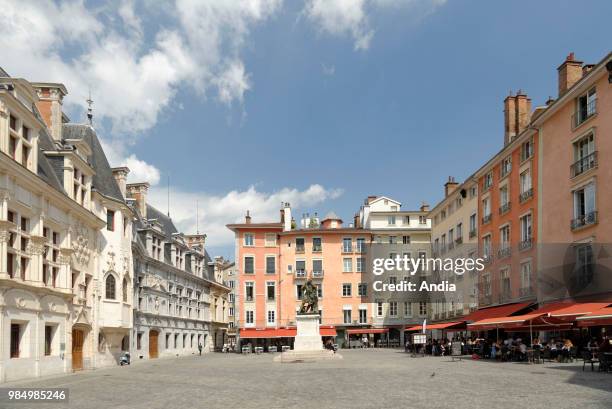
(198, 343), (203, 356)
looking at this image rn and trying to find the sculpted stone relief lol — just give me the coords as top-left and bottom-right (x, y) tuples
(71, 222), (91, 266)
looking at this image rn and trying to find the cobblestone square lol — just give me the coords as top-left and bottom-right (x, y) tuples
(3, 349), (611, 409)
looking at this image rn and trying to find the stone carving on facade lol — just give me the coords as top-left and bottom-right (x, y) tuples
(71, 222), (90, 265)
(106, 248), (116, 272)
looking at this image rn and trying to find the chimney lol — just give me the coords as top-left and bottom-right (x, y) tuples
(354, 213), (360, 229)
(280, 203), (285, 224)
(503, 92), (517, 144)
(283, 202), (292, 232)
(503, 90), (532, 145)
(126, 182), (150, 219)
(245, 210), (251, 224)
(111, 167), (130, 199)
(31, 83), (68, 141)
(444, 176), (459, 197)
(515, 90), (532, 136)
(558, 52), (583, 97)
(420, 202), (430, 212)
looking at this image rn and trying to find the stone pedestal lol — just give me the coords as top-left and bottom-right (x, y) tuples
(293, 314), (323, 351)
(274, 314), (342, 362)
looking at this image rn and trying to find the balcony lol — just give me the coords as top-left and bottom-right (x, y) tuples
(571, 211), (598, 230)
(498, 246), (511, 259)
(295, 245), (305, 254)
(469, 229), (477, 239)
(570, 151), (598, 178)
(341, 246), (353, 254)
(312, 270), (324, 279)
(572, 99), (597, 129)
(519, 188), (533, 203)
(482, 254), (493, 264)
(455, 236), (463, 245)
(294, 269), (307, 279)
(355, 245), (366, 254)
(499, 202), (511, 215)
(482, 214), (492, 225)
(312, 245), (322, 253)
(519, 238), (532, 251)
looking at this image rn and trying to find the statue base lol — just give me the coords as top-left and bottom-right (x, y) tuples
(293, 313), (323, 351)
(273, 314), (342, 362)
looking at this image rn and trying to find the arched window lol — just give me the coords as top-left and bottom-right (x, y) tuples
(122, 277), (128, 302)
(105, 275), (116, 299)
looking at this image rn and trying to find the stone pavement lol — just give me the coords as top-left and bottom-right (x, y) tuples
(2, 349), (611, 409)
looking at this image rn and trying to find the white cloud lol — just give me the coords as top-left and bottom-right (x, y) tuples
(100, 139), (161, 186)
(147, 184), (344, 247)
(303, 0), (446, 50)
(321, 63), (336, 76)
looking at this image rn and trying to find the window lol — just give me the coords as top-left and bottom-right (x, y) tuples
(342, 238), (352, 253)
(343, 309), (352, 324)
(10, 323), (22, 358)
(105, 275), (116, 299)
(359, 308), (367, 324)
(151, 235), (162, 260)
(265, 233), (276, 246)
(122, 277), (128, 302)
(500, 226), (511, 251)
(521, 262), (532, 291)
(389, 301), (398, 317)
(342, 283), (352, 297)
(229, 307), (234, 316)
(245, 310), (254, 325)
(295, 237), (305, 252)
(574, 244), (594, 287)
(245, 282), (254, 302)
(377, 301), (383, 317)
(572, 183), (596, 229)
(572, 134), (596, 177)
(296, 260), (306, 276)
(267, 310), (275, 324)
(73, 168), (88, 205)
(469, 214), (477, 235)
(312, 237), (322, 252)
(520, 169), (532, 195)
(520, 214), (532, 247)
(419, 302), (427, 316)
(244, 233), (254, 246)
(266, 281), (275, 301)
(575, 87), (597, 126)
(137, 333), (142, 350)
(356, 238), (365, 253)
(356, 257), (365, 273)
(387, 215), (396, 225)
(313, 259), (323, 275)
(265, 256), (276, 274)
(419, 215), (427, 225)
(296, 284), (304, 299)
(45, 325), (55, 356)
(500, 268), (511, 298)
(403, 215), (410, 225)
(456, 223), (463, 241)
(482, 197), (491, 221)
(358, 283), (367, 297)
(448, 229), (454, 246)
(521, 138), (534, 162)
(244, 256), (254, 274)
(402, 235), (410, 244)
(389, 236), (396, 244)
(500, 185), (509, 207)
(343, 258), (352, 273)
(501, 156), (512, 177)
(404, 302), (412, 317)
(316, 284), (323, 298)
(484, 172), (493, 190)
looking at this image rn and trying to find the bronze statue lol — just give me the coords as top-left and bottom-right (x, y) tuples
(299, 279), (318, 314)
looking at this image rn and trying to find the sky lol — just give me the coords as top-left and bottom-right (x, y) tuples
(1, 0), (611, 258)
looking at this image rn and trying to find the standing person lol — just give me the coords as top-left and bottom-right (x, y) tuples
(198, 343), (203, 356)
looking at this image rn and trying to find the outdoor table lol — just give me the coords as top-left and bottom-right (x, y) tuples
(242, 346), (251, 354)
(268, 346), (277, 353)
(254, 347), (264, 354)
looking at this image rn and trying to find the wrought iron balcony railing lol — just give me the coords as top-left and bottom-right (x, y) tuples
(519, 188), (533, 203)
(571, 211), (598, 230)
(572, 99), (597, 128)
(499, 202), (511, 215)
(519, 238), (532, 251)
(570, 151), (598, 178)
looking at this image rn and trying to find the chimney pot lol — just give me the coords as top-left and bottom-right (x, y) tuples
(245, 210), (251, 224)
(126, 182), (150, 219)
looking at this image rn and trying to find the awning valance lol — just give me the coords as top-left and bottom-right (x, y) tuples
(462, 302), (533, 323)
(240, 327), (338, 338)
(405, 322), (465, 331)
(346, 328), (388, 335)
(576, 306), (612, 327)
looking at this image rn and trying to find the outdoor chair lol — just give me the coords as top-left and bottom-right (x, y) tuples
(598, 353), (611, 372)
(542, 348), (552, 362)
(582, 350), (598, 371)
(533, 349), (542, 364)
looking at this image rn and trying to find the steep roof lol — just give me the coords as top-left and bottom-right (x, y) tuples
(145, 204), (179, 236)
(322, 211), (342, 221)
(0, 67), (9, 77)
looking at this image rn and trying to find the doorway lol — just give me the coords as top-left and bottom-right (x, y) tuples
(72, 328), (84, 371)
(149, 330), (159, 358)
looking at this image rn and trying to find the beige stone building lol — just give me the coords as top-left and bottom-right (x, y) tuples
(429, 177), (479, 321)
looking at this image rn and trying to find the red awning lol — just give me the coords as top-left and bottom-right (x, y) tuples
(320, 326), (337, 337)
(239, 328), (296, 338)
(576, 307), (612, 327)
(346, 328), (389, 335)
(463, 302), (533, 323)
(240, 327), (338, 338)
(549, 302), (611, 319)
(405, 322), (465, 331)
(467, 313), (571, 331)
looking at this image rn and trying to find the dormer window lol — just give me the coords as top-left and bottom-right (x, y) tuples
(175, 247), (184, 268)
(151, 235), (162, 260)
(106, 210), (115, 231)
(73, 167), (89, 205)
(6, 113), (34, 170)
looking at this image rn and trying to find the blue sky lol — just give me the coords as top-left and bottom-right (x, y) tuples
(2, 0), (611, 257)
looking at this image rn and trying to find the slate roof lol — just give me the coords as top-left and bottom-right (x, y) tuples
(62, 124), (125, 203)
(322, 211), (341, 221)
(146, 204), (178, 236)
